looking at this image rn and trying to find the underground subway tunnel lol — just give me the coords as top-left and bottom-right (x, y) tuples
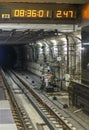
(0, 29), (59, 70)
(0, 45), (26, 69)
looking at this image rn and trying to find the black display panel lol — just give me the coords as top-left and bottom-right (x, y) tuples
(0, 3), (82, 24)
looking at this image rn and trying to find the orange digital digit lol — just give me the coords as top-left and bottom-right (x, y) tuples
(63, 11), (69, 18)
(38, 10), (44, 17)
(14, 10), (19, 17)
(69, 11), (73, 18)
(20, 10), (25, 17)
(46, 10), (49, 17)
(27, 10), (32, 17)
(56, 10), (62, 18)
(32, 10), (37, 17)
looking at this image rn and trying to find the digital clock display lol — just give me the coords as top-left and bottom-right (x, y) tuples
(0, 3), (82, 24)
(12, 9), (52, 18)
(12, 9), (76, 19)
(54, 10), (76, 18)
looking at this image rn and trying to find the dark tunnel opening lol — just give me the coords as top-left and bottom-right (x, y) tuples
(0, 45), (17, 69)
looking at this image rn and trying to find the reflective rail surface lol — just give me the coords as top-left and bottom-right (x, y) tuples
(9, 70), (77, 130)
(1, 69), (36, 130)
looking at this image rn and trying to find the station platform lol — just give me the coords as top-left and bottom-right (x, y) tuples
(0, 100), (17, 130)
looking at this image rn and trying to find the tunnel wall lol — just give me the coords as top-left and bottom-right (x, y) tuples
(25, 32), (81, 90)
(27, 62), (41, 76)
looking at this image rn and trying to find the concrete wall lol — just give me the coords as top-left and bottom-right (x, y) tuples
(26, 32), (81, 90)
(27, 62), (42, 77)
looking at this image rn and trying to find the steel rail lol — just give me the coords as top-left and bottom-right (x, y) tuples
(11, 70), (77, 130)
(1, 69), (35, 130)
(18, 71), (89, 130)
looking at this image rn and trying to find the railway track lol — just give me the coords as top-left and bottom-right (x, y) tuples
(17, 71), (89, 130)
(7, 70), (77, 130)
(14, 71), (89, 130)
(1, 69), (35, 130)
(14, 70), (89, 130)
(2, 69), (88, 130)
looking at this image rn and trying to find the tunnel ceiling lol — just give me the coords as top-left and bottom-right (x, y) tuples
(0, 24), (81, 45)
(0, 29), (59, 45)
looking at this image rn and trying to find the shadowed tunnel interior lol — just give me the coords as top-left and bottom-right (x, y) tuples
(0, 45), (17, 69)
(0, 29), (61, 69)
